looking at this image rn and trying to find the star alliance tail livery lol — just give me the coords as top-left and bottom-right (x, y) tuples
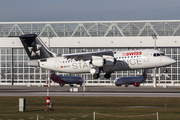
(19, 34), (176, 79)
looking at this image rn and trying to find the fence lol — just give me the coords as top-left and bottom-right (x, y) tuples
(0, 112), (159, 120)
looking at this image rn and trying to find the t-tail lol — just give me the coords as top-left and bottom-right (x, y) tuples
(19, 34), (56, 60)
(142, 69), (148, 81)
(50, 71), (62, 84)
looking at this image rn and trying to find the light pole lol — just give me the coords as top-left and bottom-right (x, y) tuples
(47, 34), (52, 87)
(152, 33), (157, 87)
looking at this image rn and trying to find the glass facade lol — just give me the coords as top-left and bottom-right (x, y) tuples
(1, 21), (180, 37)
(0, 21), (180, 85)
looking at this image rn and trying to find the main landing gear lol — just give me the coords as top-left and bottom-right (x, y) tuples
(93, 73), (112, 79)
(104, 73), (111, 79)
(60, 84), (65, 87)
(93, 73), (100, 79)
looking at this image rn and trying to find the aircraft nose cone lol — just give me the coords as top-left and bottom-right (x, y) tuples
(170, 59), (176, 64)
(113, 79), (118, 84)
(161, 57), (176, 66)
(165, 57), (176, 66)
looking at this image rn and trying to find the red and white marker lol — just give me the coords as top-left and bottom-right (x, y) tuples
(46, 79), (50, 110)
(46, 96), (50, 110)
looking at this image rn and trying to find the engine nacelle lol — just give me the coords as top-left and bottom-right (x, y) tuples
(90, 56), (104, 67)
(103, 55), (116, 66)
(90, 66), (100, 74)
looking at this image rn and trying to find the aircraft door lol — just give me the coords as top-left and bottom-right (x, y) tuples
(54, 59), (59, 69)
(143, 53), (149, 62)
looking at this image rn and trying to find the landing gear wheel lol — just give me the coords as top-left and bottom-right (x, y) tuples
(104, 73), (111, 79)
(93, 74), (100, 79)
(69, 84), (74, 87)
(60, 84), (65, 87)
(163, 67), (168, 73)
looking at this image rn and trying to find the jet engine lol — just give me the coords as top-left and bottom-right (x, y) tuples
(103, 55), (116, 66)
(90, 66), (100, 74)
(90, 66), (101, 79)
(90, 56), (105, 67)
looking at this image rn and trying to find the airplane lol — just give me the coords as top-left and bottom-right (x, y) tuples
(114, 69), (148, 87)
(50, 71), (83, 87)
(18, 34), (176, 79)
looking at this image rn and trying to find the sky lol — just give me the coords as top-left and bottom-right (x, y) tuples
(0, 0), (180, 22)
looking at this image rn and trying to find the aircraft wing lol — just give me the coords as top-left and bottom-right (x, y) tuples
(62, 51), (114, 61)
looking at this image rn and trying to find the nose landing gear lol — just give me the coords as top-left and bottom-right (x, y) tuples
(163, 67), (168, 73)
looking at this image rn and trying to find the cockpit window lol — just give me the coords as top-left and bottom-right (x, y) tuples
(153, 53), (165, 57)
(160, 53), (165, 56)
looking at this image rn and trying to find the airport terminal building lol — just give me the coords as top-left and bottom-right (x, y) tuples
(0, 20), (180, 86)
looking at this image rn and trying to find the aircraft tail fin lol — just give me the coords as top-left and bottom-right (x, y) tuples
(19, 34), (56, 60)
(142, 69), (148, 81)
(50, 70), (60, 83)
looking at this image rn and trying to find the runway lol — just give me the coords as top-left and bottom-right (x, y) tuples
(29, 92), (180, 97)
(0, 85), (180, 97)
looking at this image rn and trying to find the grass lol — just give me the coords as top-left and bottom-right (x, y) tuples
(0, 96), (180, 120)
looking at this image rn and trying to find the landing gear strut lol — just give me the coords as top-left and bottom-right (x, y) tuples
(163, 67), (168, 73)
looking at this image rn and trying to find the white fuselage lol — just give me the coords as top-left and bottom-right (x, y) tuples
(37, 49), (176, 74)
